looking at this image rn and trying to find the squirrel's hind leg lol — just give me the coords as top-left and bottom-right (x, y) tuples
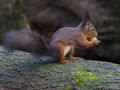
(56, 42), (70, 64)
(48, 41), (70, 64)
(66, 46), (81, 60)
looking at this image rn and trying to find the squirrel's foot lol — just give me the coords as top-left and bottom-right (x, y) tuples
(60, 60), (70, 64)
(71, 57), (81, 60)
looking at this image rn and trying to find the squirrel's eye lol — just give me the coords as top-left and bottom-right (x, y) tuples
(90, 27), (94, 32)
(91, 29), (94, 31)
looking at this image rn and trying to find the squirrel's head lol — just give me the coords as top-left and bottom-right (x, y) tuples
(78, 10), (98, 40)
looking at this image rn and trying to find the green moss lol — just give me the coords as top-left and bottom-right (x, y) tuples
(106, 72), (114, 75)
(66, 86), (73, 90)
(59, 83), (73, 90)
(78, 66), (85, 70)
(72, 71), (100, 87)
(60, 83), (65, 88)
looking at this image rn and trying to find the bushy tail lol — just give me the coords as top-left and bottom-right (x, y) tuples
(2, 29), (48, 55)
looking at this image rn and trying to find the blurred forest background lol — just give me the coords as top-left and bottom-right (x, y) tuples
(0, 0), (120, 63)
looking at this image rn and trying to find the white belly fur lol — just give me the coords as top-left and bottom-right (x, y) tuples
(64, 46), (71, 56)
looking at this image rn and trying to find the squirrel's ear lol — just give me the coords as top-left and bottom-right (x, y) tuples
(77, 9), (90, 28)
(77, 21), (86, 29)
(83, 10), (90, 21)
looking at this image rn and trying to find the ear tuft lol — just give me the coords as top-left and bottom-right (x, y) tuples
(77, 9), (90, 28)
(83, 9), (90, 21)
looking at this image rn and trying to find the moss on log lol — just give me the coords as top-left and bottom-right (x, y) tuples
(0, 46), (120, 90)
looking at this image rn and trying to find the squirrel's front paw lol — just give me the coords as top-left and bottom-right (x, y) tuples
(91, 37), (100, 45)
(96, 40), (101, 45)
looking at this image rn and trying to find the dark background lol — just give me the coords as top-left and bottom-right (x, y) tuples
(0, 0), (120, 64)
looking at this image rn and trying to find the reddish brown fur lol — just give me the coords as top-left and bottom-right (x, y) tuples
(47, 20), (100, 64)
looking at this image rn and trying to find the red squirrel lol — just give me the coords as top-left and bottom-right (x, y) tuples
(2, 11), (100, 64)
